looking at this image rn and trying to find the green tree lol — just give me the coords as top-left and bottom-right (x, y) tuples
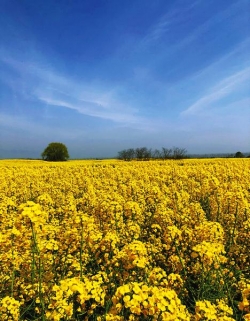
(41, 142), (69, 161)
(234, 151), (244, 158)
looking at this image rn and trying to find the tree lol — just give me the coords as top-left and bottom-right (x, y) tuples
(172, 146), (187, 159)
(135, 147), (152, 160)
(161, 147), (173, 159)
(41, 142), (69, 161)
(117, 148), (135, 161)
(152, 149), (162, 159)
(234, 151), (244, 158)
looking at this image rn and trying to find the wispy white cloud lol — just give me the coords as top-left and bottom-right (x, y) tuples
(140, 0), (242, 54)
(141, 15), (172, 45)
(171, 1), (244, 57)
(140, 1), (203, 46)
(0, 55), (146, 126)
(38, 95), (141, 124)
(181, 66), (250, 116)
(190, 37), (250, 81)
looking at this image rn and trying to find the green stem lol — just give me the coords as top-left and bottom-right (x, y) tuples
(11, 234), (15, 297)
(80, 217), (84, 281)
(227, 203), (238, 252)
(30, 222), (36, 288)
(31, 221), (45, 320)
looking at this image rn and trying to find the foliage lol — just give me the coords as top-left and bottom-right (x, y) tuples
(235, 151), (244, 158)
(0, 158), (250, 320)
(41, 142), (69, 161)
(172, 146), (187, 159)
(135, 147), (152, 160)
(117, 148), (135, 161)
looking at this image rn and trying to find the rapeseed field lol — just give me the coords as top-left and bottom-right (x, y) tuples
(0, 159), (249, 320)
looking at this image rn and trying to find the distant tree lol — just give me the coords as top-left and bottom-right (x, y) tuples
(41, 142), (69, 161)
(135, 147), (152, 160)
(135, 147), (144, 160)
(126, 148), (136, 160)
(117, 150), (126, 161)
(172, 147), (187, 159)
(143, 147), (152, 160)
(234, 151), (244, 158)
(152, 149), (162, 159)
(117, 148), (135, 161)
(161, 147), (172, 159)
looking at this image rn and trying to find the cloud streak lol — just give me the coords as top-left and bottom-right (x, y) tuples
(190, 37), (250, 81)
(0, 55), (144, 126)
(181, 66), (250, 116)
(139, 0), (243, 60)
(38, 95), (141, 124)
(140, 1), (202, 46)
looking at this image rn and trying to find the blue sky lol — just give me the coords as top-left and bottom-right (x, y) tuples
(0, 0), (249, 158)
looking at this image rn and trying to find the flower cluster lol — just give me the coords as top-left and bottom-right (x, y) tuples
(111, 281), (190, 320)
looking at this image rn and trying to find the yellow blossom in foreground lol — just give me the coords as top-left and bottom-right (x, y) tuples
(0, 296), (21, 321)
(0, 158), (249, 319)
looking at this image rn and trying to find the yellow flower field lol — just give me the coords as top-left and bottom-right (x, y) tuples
(0, 158), (249, 320)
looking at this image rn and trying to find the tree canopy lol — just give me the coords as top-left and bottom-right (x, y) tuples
(41, 142), (69, 161)
(234, 151), (244, 158)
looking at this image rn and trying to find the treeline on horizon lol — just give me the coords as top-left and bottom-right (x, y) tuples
(1, 143), (249, 161)
(117, 146), (188, 161)
(117, 147), (250, 161)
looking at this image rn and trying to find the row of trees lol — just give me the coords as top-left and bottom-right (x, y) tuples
(40, 143), (249, 162)
(40, 143), (187, 162)
(117, 147), (187, 161)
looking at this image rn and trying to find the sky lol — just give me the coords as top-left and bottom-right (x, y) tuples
(0, 0), (250, 159)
